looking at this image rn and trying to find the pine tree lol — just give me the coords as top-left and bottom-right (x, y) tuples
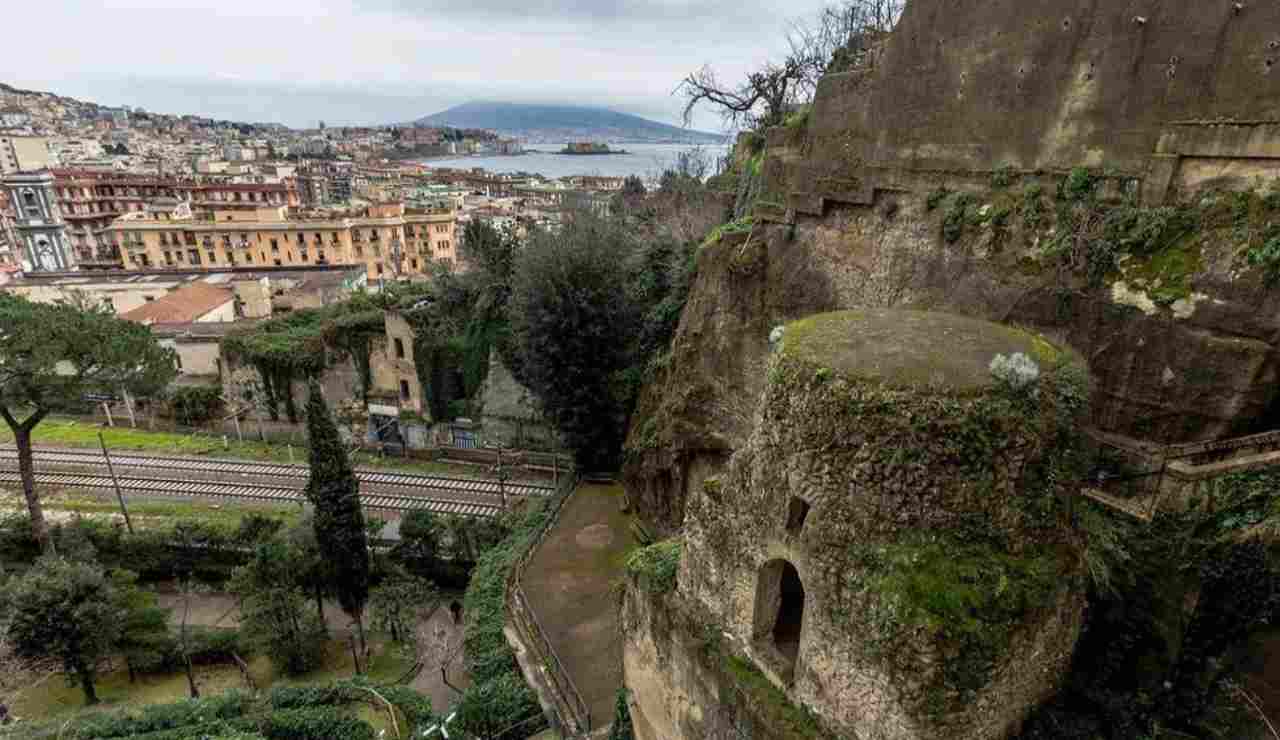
(303, 378), (371, 670)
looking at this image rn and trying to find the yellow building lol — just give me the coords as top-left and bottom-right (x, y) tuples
(105, 201), (457, 280)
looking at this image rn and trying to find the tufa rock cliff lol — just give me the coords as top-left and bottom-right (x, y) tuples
(626, 0), (1280, 533)
(624, 310), (1090, 740)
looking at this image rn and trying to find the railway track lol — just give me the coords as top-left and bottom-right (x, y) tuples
(0, 470), (502, 518)
(0, 446), (552, 499)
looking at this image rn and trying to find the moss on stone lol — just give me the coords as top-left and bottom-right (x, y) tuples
(853, 533), (1070, 706)
(626, 539), (682, 595)
(720, 653), (827, 739)
(780, 310), (1066, 391)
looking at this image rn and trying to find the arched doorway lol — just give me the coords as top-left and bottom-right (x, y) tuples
(753, 559), (806, 677)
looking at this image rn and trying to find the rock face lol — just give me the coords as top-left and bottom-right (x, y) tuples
(625, 310), (1088, 740)
(797, 0), (1280, 203)
(625, 0), (1280, 533)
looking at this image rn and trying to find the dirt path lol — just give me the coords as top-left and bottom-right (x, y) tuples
(521, 484), (633, 727)
(410, 604), (472, 713)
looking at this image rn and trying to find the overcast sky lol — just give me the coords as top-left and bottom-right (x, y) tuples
(3, 0), (831, 131)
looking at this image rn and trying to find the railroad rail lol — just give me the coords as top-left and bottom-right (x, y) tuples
(0, 470), (502, 518)
(0, 446), (552, 499)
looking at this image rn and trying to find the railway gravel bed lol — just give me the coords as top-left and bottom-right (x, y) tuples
(0, 446), (553, 499)
(0, 470), (502, 518)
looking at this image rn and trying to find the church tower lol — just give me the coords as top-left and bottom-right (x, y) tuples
(1, 172), (74, 272)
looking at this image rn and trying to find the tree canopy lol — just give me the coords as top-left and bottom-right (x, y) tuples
(4, 557), (124, 705)
(0, 293), (176, 550)
(302, 379), (372, 669)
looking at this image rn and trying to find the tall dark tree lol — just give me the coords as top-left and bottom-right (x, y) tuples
(303, 378), (371, 670)
(0, 294), (177, 552)
(509, 212), (642, 471)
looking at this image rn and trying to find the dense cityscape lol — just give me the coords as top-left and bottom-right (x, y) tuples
(5, 1), (1280, 739)
(0, 81), (638, 282)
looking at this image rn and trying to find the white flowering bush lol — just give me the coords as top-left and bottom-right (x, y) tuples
(989, 352), (1041, 391)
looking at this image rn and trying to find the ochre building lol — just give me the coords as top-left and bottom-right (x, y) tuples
(105, 201), (458, 280)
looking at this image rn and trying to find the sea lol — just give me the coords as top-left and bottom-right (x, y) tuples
(419, 143), (731, 182)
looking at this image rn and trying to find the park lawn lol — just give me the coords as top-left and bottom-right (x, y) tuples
(11, 638), (414, 727)
(48, 492), (303, 529)
(0, 417), (524, 479)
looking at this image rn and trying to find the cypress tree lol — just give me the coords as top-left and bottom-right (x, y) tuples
(303, 378), (371, 670)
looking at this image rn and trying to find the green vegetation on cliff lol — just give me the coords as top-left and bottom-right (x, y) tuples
(1017, 470), (1280, 740)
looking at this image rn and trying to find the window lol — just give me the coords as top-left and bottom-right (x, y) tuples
(394, 338), (405, 359)
(400, 380), (411, 400)
(786, 498), (811, 536)
(376, 263), (384, 275)
(270, 239), (279, 251)
(355, 245), (364, 257)
(144, 295), (155, 302)
(410, 258), (418, 270)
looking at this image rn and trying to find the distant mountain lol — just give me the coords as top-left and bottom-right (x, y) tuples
(412, 102), (726, 145)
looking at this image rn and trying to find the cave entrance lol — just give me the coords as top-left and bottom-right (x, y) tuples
(753, 559), (805, 678)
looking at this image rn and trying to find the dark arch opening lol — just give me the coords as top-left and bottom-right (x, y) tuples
(773, 562), (804, 663)
(753, 559), (806, 680)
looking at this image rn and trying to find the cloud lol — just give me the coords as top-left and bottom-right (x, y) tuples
(0, 0), (829, 130)
(357, 0), (792, 33)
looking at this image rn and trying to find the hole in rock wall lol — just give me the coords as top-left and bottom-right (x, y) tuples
(786, 497), (811, 536)
(774, 563), (805, 665)
(754, 559), (806, 676)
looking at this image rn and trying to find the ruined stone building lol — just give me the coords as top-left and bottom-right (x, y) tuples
(622, 1), (1280, 738)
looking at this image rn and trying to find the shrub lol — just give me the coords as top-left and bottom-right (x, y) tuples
(989, 353), (1041, 392)
(1060, 167), (1098, 202)
(626, 539), (682, 594)
(1246, 232), (1280, 284)
(167, 385), (225, 427)
(258, 706), (376, 740)
(942, 193), (976, 244)
(991, 165), (1015, 189)
(926, 187), (950, 212)
(70, 691), (251, 738)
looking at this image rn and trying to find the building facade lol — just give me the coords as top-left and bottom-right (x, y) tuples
(106, 201), (457, 279)
(47, 170), (302, 270)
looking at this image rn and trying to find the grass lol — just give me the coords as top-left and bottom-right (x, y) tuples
(10, 638), (413, 726)
(781, 309), (1064, 391)
(0, 417), (535, 480)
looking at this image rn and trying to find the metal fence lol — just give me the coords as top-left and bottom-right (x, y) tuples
(505, 471), (593, 735)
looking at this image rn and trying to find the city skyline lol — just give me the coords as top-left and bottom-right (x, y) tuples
(1, 0), (831, 131)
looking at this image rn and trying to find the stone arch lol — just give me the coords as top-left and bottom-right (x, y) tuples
(752, 558), (806, 679)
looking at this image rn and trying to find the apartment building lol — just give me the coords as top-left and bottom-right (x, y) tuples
(49, 170), (300, 268)
(0, 135), (53, 174)
(106, 201), (458, 280)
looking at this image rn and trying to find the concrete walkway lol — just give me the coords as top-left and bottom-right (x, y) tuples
(520, 483), (633, 729)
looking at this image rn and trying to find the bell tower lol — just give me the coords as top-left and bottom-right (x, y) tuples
(1, 171), (74, 272)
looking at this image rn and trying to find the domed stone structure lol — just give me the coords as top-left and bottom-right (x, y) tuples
(625, 310), (1090, 740)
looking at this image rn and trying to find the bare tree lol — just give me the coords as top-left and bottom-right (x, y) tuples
(679, 0), (905, 131)
(0, 634), (58, 725)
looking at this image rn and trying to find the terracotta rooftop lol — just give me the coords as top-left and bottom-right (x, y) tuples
(120, 282), (235, 325)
